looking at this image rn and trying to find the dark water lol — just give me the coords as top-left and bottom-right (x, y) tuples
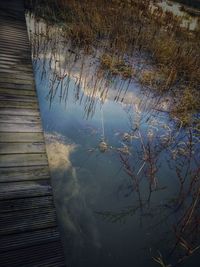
(33, 62), (200, 267)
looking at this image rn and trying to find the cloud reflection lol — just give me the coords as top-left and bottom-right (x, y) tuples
(45, 132), (102, 263)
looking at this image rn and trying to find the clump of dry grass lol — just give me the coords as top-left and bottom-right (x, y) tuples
(172, 88), (200, 125)
(139, 69), (167, 90)
(100, 54), (134, 79)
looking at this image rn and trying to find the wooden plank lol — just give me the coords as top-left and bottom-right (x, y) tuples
(0, 40), (29, 48)
(0, 56), (29, 63)
(0, 153), (48, 167)
(0, 29), (28, 35)
(0, 68), (33, 75)
(0, 65), (33, 72)
(0, 22), (27, 29)
(0, 166), (50, 182)
(0, 122), (42, 132)
(0, 46), (29, 53)
(0, 107), (40, 116)
(0, 53), (31, 60)
(0, 71), (33, 79)
(0, 76), (34, 84)
(0, 37), (29, 43)
(0, 132), (44, 142)
(0, 27), (27, 34)
(0, 33), (28, 39)
(0, 82), (34, 90)
(0, 35), (28, 43)
(0, 227), (61, 252)
(0, 208), (57, 235)
(0, 241), (65, 267)
(0, 95), (37, 102)
(0, 115), (40, 124)
(0, 142), (46, 154)
(0, 60), (33, 68)
(0, 33), (28, 40)
(0, 88), (36, 96)
(0, 22), (26, 28)
(0, 27), (27, 33)
(0, 69), (33, 75)
(0, 74), (34, 83)
(0, 180), (52, 200)
(0, 196), (54, 213)
(0, 100), (38, 109)
(0, 58), (32, 65)
(0, 43), (29, 50)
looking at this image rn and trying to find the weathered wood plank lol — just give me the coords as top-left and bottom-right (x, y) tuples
(0, 42), (29, 50)
(0, 34), (28, 41)
(0, 142), (45, 154)
(0, 88), (36, 96)
(0, 153), (48, 167)
(0, 69), (33, 75)
(0, 46), (30, 53)
(0, 227), (61, 252)
(0, 71), (33, 79)
(0, 29), (28, 35)
(0, 208), (57, 235)
(0, 77), (33, 84)
(0, 166), (50, 182)
(0, 107), (40, 116)
(0, 241), (65, 267)
(0, 53), (31, 60)
(0, 65), (33, 73)
(0, 33), (29, 40)
(0, 27), (27, 34)
(0, 56), (29, 63)
(0, 132), (44, 142)
(0, 196), (54, 213)
(0, 95), (37, 103)
(0, 82), (34, 90)
(0, 100), (38, 109)
(0, 61), (33, 69)
(0, 58), (32, 65)
(0, 22), (27, 29)
(0, 180), (52, 200)
(0, 123), (42, 133)
(0, 36), (29, 43)
(0, 45), (29, 56)
(0, 114), (40, 124)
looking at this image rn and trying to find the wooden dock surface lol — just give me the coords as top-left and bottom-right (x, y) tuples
(0, 1), (66, 266)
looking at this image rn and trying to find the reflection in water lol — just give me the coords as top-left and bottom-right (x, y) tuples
(45, 132), (103, 266)
(27, 10), (200, 267)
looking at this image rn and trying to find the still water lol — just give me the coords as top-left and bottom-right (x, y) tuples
(27, 4), (200, 267)
(34, 59), (200, 267)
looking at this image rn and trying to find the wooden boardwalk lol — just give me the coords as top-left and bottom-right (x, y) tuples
(0, 1), (66, 266)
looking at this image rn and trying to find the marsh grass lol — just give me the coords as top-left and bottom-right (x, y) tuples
(172, 88), (200, 125)
(25, 0), (200, 125)
(100, 54), (134, 79)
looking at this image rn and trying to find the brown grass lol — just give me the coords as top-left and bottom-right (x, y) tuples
(26, 0), (200, 124)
